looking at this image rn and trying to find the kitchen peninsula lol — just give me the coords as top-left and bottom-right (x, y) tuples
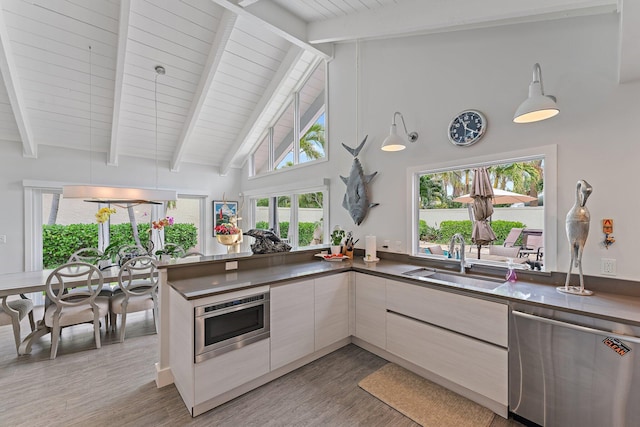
(155, 250), (640, 419)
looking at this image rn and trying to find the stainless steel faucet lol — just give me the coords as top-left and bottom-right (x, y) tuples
(449, 233), (466, 274)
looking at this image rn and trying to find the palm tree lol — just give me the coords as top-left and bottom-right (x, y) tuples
(299, 122), (325, 160)
(47, 193), (61, 225)
(419, 175), (445, 208)
(127, 204), (142, 247)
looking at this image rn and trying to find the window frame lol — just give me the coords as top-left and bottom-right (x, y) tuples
(249, 61), (328, 178)
(244, 180), (329, 250)
(406, 145), (557, 271)
(23, 180), (207, 271)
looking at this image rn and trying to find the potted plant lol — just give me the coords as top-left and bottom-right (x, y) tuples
(330, 228), (345, 255)
(215, 223), (241, 245)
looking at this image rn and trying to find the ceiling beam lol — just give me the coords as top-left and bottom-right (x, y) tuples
(210, 0), (332, 60)
(219, 45), (305, 176)
(238, 0), (261, 6)
(618, 0), (640, 83)
(170, 10), (237, 172)
(307, 0), (617, 43)
(108, 0), (132, 166)
(0, 5), (36, 157)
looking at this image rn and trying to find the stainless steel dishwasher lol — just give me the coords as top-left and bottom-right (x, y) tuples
(509, 303), (640, 427)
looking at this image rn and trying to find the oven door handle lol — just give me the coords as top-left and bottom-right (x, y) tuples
(196, 298), (268, 318)
(512, 310), (640, 344)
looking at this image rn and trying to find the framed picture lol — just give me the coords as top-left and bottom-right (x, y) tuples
(213, 200), (238, 236)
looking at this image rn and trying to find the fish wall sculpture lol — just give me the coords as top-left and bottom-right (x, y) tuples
(340, 136), (379, 225)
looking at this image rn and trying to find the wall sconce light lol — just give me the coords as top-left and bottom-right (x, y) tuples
(513, 63), (559, 123)
(381, 111), (419, 151)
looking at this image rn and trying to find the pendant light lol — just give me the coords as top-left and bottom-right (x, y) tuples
(63, 49), (176, 205)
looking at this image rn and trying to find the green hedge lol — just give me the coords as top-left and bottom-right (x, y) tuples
(435, 220), (526, 245)
(42, 223), (198, 269)
(255, 221), (317, 246)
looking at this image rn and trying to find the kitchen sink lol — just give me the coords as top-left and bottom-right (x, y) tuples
(402, 268), (506, 291)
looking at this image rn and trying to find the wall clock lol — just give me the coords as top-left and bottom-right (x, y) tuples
(448, 110), (487, 147)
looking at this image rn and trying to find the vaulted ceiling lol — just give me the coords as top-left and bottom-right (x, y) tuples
(0, 0), (635, 175)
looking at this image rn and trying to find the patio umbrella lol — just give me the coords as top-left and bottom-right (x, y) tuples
(453, 188), (537, 204)
(469, 167), (497, 259)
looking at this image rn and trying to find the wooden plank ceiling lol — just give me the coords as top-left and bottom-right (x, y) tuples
(0, 0), (631, 174)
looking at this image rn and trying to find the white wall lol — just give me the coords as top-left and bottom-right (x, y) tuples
(242, 13), (640, 281)
(0, 143), (242, 273)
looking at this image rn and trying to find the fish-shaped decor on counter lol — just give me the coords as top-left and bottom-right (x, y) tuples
(340, 136), (379, 225)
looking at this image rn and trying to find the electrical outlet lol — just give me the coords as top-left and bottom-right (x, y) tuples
(601, 258), (616, 276)
(225, 261), (238, 270)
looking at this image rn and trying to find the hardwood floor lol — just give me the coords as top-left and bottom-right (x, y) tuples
(0, 310), (524, 426)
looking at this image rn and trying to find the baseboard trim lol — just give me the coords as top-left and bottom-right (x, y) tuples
(155, 362), (174, 388)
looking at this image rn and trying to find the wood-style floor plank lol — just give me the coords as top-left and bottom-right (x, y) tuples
(0, 310), (523, 426)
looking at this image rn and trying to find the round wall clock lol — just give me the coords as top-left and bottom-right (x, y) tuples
(448, 110), (487, 147)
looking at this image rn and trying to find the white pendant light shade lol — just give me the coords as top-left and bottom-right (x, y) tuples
(381, 112), (418, 151)
(381, 124), (407, 151)
(63, 185), (176, 205)
(513, 63), (559, 123)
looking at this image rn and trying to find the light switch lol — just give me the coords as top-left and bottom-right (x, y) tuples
(0, 235), (6, 244)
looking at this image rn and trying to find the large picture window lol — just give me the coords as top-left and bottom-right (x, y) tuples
(410, 146), (557, 271)
(250, 62), (326, 176)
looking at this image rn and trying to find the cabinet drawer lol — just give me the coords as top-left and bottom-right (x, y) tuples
(386, 280), (507, 347)
(386, 312), (507, 405)
(194, 339), (270, 405)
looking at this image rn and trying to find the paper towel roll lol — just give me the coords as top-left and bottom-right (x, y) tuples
(365, 235), (377, 260)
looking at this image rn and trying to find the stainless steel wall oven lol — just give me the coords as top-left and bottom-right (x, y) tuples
(195, 290), (270, 363)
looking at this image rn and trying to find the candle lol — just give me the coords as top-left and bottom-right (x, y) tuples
(365, 235), (377, 261)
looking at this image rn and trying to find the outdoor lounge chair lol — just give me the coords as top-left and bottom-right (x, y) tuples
(519, 234), (544, 261)
(489, 245), (521, 258)
(503, 228), (523, 248)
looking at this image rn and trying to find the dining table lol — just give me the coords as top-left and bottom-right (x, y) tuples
(0, 266), (124, 355)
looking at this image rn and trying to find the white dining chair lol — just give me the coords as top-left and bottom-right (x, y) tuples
(44, 262), (109, 359)
(110, 256), (159, 342)
(0, 295), (35, 355)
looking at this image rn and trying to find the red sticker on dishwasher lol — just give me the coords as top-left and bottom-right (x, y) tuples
(603, 337), (631, 356)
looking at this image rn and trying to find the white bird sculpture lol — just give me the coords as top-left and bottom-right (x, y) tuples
(559, 179), (593, 295)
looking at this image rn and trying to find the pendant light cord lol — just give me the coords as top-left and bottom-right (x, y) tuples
(88, 45), (93, 185)
(154, 71), (159, 190)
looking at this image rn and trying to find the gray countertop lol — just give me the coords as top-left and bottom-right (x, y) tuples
(167, 257), (640, 325)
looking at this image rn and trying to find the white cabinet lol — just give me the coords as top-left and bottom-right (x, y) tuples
(386, 312), (507, 405)
(270, 279), (315, 370)
(354, 273), (386, 349)
(385, 278), (509, 407)
(194, 339), (270, 406)
(386, 279), (508, 347)
(314, 273), (349, 350)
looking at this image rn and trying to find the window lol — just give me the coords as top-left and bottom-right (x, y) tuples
(34, 187), (204, 269)
(410, 146), (557, 271)
(248, 186), (327, 250)
(250, 62), (327, 176)
(274, 102), (295, 170)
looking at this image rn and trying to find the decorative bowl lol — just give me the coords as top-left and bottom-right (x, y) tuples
(216, 233), (240, 245)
